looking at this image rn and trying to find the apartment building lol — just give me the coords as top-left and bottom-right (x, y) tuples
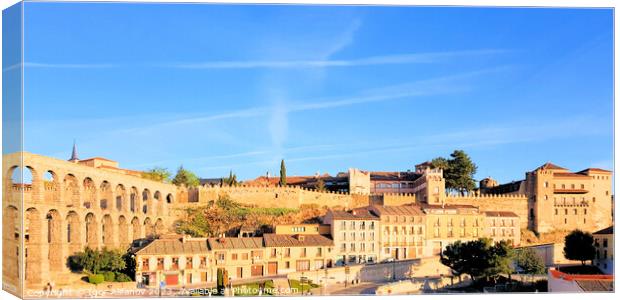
(263, 233), (334, 275)
(323, 209), (381, 265)
(207, 237), (265, 281)
(135, 235), (212, 287)
(593, 226), (613, 274)
(366, 205), (426, 261)
(421, 204), (485, 255)
(484, 211), (521, 246)
(274, 224), (331, 235)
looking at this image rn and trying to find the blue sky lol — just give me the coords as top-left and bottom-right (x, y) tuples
(20, 3), (613, 182)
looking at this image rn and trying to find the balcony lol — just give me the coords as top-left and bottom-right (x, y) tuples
(554, 188), (588, 194)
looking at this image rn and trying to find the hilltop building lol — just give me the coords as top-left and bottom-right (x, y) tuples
(2, 148), (612, 293)
(479, 162), (613, 233)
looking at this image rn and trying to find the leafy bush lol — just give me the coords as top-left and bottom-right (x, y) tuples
(103, 271), (116, 282)
(71, 247), (126, 274)
(115, 273), (132, 282)
(88, 274), (105, 284)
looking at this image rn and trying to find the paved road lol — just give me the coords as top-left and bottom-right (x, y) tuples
(329, 282), (383, 295)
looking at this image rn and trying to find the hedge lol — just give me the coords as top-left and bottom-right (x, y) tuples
(88, 274), (105, 285)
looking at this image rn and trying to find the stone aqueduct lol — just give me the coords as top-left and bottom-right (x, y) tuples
(2, 152), (178, 290)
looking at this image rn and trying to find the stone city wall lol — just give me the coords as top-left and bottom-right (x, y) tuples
(188, 185), (370, 210)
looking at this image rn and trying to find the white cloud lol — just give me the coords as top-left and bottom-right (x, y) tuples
(165, 49), (507, 70)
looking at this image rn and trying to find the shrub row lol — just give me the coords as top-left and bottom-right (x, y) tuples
(88, 272), (132, 284)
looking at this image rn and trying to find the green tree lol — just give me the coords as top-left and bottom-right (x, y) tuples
(72, 247), (126, 274)
(172, 165), (200, 187)
(141, 167), (171, 183)
(122, 252), (137, 280)
(441, 238), (514, 282)
(486, 240), (515, 281)
(563, 230), (595, 265)
(100, 248), (126, 272)
(432, 150), (477, 195)
(515, 248), (546, 279)
(279, 159), (287, 186)
(224, 170), (238, 187)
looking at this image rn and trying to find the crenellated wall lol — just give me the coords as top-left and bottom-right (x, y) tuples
(444, 193), (529, 228)
(184, 185), (369, 209)
(381, 192), (417, 206)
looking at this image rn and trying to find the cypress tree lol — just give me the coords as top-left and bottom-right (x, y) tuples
(279, 159), (287, 186)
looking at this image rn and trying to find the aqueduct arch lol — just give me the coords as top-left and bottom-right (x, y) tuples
(46, 209), (63, 272)
(3, 152), (179, 290)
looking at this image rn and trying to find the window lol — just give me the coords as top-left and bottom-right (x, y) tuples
(216, 252), (225, 261)
(301, 248), (307, 257)
(544, 181), (549, 188)
(340, 243), (346, 252)
(270, 249), (277, 258)
(584, 209), (587, 215)
(171, 257), (179, 270)
(564, 218), (567, 224)
(242, 253), (249, 260)
(285, 261), (290, 269)
(581, 184), (585, 189)
(555, 209), (558, 215)
(341, 221), (346, 228)
(369, 222), (375, 230)
(186, 257), (193, 269)
(317, 248), (322, 257)
(565, 209), (568, 215)
(350, 243), (356, 251)
(603, 239), (608, 247)
(370, 232), (375, 241)
(342, 232), (346, 241)
(232, 253), (238, 260)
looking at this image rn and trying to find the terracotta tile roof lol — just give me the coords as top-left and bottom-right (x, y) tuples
(420, 203), (478, 210)
(328, 209), (379, 220)
(484, 211), (519, 218)
(553, 173), (590, 179)
(80, 157), (117, 162)
(207, 237), (263, 250)
(575, 280), (614, 292)
(578, 168), (612, 174)
(263, 234), (333, 247)
(549, 269), (613, 282)
(369, 171), (421, 181)
(593, 226), (613, 235)
(370, 205), (425, 216)
(135, 237), (209, 255)
(538, 162), (568, 170)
